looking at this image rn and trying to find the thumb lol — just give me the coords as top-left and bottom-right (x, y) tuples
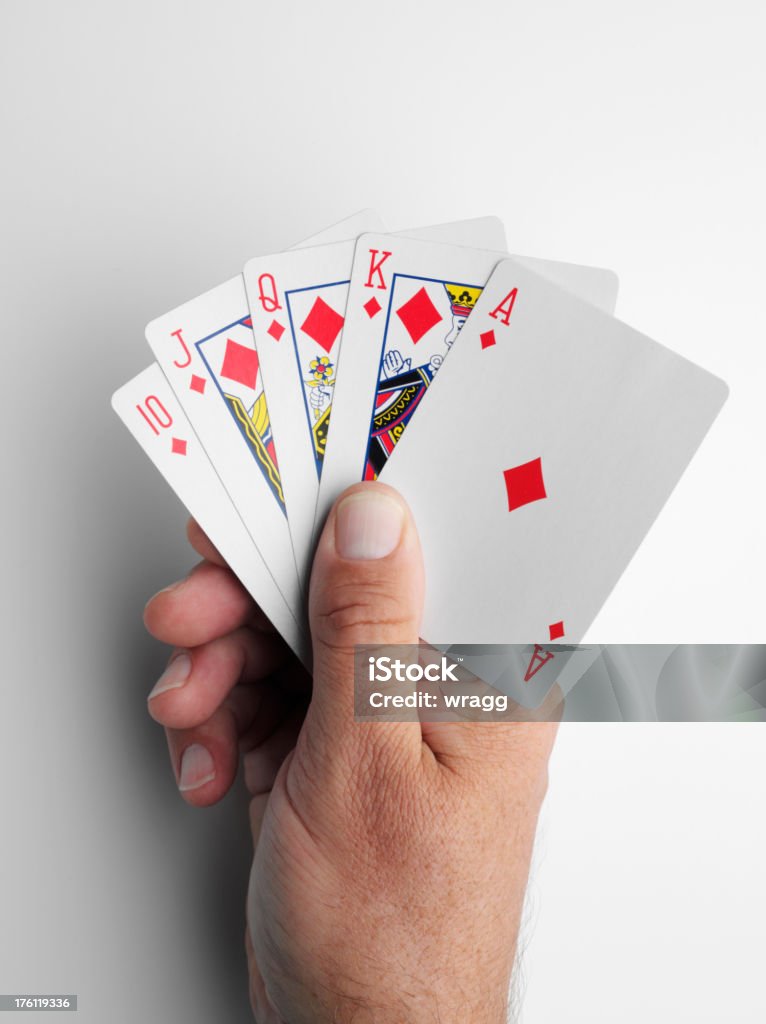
(307, 482), (424, 757)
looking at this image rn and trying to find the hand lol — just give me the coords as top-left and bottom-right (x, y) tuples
(309, 384), (330, 410)
(382, 349), (409, 378)
(144, 483), (557, 1023)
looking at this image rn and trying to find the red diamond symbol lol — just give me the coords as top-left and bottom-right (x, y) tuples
(300, 296), (344, 354)
(267, 319), (286, 341)
(171, 437), (187, 456)
(364, 297), (382, 318)
(480, 329), (496, 350)
(219, 338), (259, 390)
(503, 457), (547, 512)
(549, 621), (565, 641)
(189, 374), (206, 394)
(396, 286), (443, 344)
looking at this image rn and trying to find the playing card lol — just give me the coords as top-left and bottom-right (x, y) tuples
(111, 364), (310, 666)
(145, 210), (385, 622)
(314, 234), (620, 535)
(380, 257), (728, 705)
(242, 218), (507, 587)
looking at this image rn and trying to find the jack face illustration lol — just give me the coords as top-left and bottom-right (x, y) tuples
(196, 315), (285, 508)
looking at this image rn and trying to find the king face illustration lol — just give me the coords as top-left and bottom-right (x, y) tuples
(363, 279), (483, 480)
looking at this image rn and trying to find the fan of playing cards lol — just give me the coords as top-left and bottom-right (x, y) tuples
(112, 211), (728, 668)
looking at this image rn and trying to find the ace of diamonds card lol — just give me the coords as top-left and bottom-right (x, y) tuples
(381, 257), (728, 660)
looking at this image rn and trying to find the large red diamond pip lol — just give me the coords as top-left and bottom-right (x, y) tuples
(503, 457), (547, 512)
(219, 338), (259, 390)
(396, 286), (443, 344)
(300, 296), (345, 354)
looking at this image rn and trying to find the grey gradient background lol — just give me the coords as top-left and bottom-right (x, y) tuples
(1, 1), (764, 1021)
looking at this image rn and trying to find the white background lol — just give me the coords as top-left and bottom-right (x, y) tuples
(1, 1), (764, 1020)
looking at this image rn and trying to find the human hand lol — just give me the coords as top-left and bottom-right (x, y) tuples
(309, 384), (330, 410)
(382, 349), (408, 378)
(144, 483), (557, 1023)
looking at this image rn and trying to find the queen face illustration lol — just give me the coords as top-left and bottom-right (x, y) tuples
(305, 355), (335, 417)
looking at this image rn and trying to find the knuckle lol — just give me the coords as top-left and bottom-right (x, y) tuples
(314, 578), (413, 649)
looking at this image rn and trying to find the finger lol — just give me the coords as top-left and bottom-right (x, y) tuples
(234, 666), (309, 754)
(242, 706), (306, 796)
(165, 702), (239, 807)
(307, 482), (425, 775)
(248, 791), (271, 854)
(186, 517), (227, 567)
(152, 544), (277, 636)
(165, 680), (298, 807)
(147, 627), (289, 730)
(144, 560), (259, 647)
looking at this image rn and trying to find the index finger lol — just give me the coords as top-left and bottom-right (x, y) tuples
(186, 517), (227, 567)
(183, 520), (281, 635)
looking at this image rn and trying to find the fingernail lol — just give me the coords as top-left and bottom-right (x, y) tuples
(160, 577), (187, 593)
(178, 743), (216, 792)
(148, 652), (191, 701)
(144, 577), (186, 612)
(335, 491), (404, 560)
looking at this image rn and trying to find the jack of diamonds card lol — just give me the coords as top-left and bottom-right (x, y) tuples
(146, 276), (303, 617)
